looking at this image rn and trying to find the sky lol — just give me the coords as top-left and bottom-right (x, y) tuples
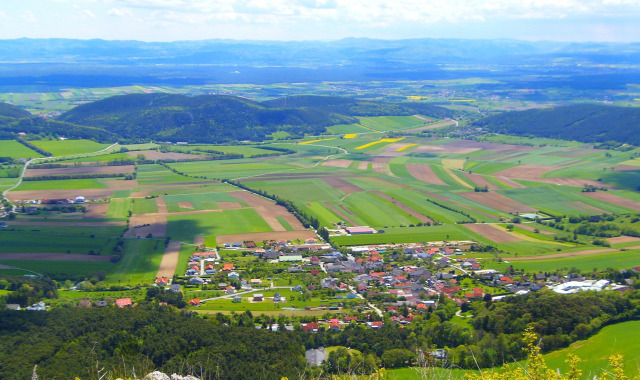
(1, 0), (640, 42)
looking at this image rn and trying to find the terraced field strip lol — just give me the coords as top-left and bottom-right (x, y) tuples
(300, 138), (335, 145)
(396, 143), (418, 152)
(324, 177), (363, 195)
(371, 191), (434, 224)
(406, 164), (448, 186)
(461, 192), (536, 214)
(607, 236), (640, 245)
(463, 224), (522, 242)
(462, 172), (500, 190)
(489, 224), (563, 245)
(422, 191), (499, 221)
(355, 138), (405, 150)
(517, 224), (555, 235)
(7, 221), (126, 227)
(357, 161), (369, 170)
(229, 190), (305, 230)
(443, 167), (474, 189)
(567, 201), (610, 214)
(356, 123), (382, 132)
(371, 162), (395, 177)
(508, 248), (618, 261)
(494, 176), (526, 189)
(322, 159), (353, 168)
(323, 202), (357, 226)
(25, 165), (135, 177)
(156, 241), (182, 278)
(404, 120), (457, 132)
(583, 191), (640, 210)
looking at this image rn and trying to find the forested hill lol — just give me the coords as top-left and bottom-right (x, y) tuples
(475, 104), (640, 145)
(59, 94), (454, 143)
(0, 102), (116, 141)
(263, 95), (455, 119)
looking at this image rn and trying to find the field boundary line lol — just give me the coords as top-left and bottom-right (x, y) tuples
(2, 142), (119, 202)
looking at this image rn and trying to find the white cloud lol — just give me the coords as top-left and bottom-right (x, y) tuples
(21, 10), (37, 22)
(107, 7), (134, 17)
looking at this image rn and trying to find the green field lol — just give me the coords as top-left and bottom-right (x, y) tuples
(30, 139), (110, 156)
(0, 225), (123, 254)
(0, 260), (112, 277)
(166, 208), (273, 245)
(493, 249), (640, 273)
(163, 191), (247, 212)
(13, 178), (110, 191)
(107, 239), (165, 284)
(0, 140), (43, 159)
(131, 197), (159, 214)
(331, 224), (471, 245)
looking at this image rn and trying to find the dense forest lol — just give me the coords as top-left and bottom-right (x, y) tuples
(1, 284), (638, 379)
(475, 104), (640, 145)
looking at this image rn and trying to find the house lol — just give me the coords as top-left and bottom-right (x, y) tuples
(366, 321), (384, 329)
(301, 322), (319, 332)
(305, 238), (318, 244)
(205, 265), (216, 275)
(321, 277), (339, 289)
(223, 263), (235, 271)
(329, 322), (341, 331)
(233, 295), (242, 303)
(253, 293), (264, 302)
(189, 277), (205, 285)
(26, 301), (47, 311)
(346, 292), (356, 299)
(170, 284), (182, 293)
(94, 301), (108, 307)
(343, 316), (359, 323)
(116, 298), (132, 308)
(273, 293), (283, 302)
(185, 268), (197, 276)
(280, 255), (303, 262)
(246, 241), (256, 248)
(250, 278), (262, 286)
(232, 242), (243, 247)
(227, 271), (240, 280)
(188, 299), (201, 306)
(6, 304), (20, 310)
(225, 286), (235, 294)
(156, 277), (169, 286)
(500, 276), (515, 285)
(78, 299), (92, 308)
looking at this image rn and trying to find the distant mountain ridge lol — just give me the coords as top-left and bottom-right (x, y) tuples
(1, 38), (639, 65)
(475, 104), (640, 145)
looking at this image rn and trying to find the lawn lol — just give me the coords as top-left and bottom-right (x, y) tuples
(0, 260), (112, 277)
(30, 139), (110, 156)
(131, 197), (159, 214)
(0, 140), (43, 159)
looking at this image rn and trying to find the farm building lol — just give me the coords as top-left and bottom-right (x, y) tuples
(346, 226), (376, 235)
(280, 255), (303, 262)
(253, 293), (264, 302)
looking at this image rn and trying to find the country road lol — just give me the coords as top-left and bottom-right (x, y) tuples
(1, 142), (119, 201)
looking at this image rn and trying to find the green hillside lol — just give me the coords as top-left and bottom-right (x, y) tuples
(475, 104), (640, 145)
(59, 93), (355, 143)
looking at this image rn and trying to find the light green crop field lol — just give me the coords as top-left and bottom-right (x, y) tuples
(163, 191), (247, 212)
(0, 140), (43, 159)
(13, 178), (109, 191)
(248, 178), (345, 203)
(106, 198), (132, 219)
(331, 224), (471, 245)
(0, 177), (19, 193)
(178, 144), (277, 157)
(492, 249), (640, 273)
(147, 182), (238, 196)
(0, 225), (123, 254)
(168, 160), (296, 179)
(30, 139), (110, 156)
(501, 186), (634, 215)
(55, 152), (136, 163)
(325, 124), (374, 134)
(357, 116), (426, 131)
(136, 164), (203, 185)
(107, 239), (165, 284)
(131, 197), (159, 214)
(0, 260), (112, 277)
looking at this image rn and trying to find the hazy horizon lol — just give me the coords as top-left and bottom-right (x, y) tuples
(1, 0), (640, 43)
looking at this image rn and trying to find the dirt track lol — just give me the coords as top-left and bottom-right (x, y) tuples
(463, 224), (522, 242)
(156, 241), (181, 278)
(0, 253), (115, 261)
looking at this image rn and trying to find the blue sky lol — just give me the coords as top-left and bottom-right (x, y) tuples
(1, 0), (640, 42)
